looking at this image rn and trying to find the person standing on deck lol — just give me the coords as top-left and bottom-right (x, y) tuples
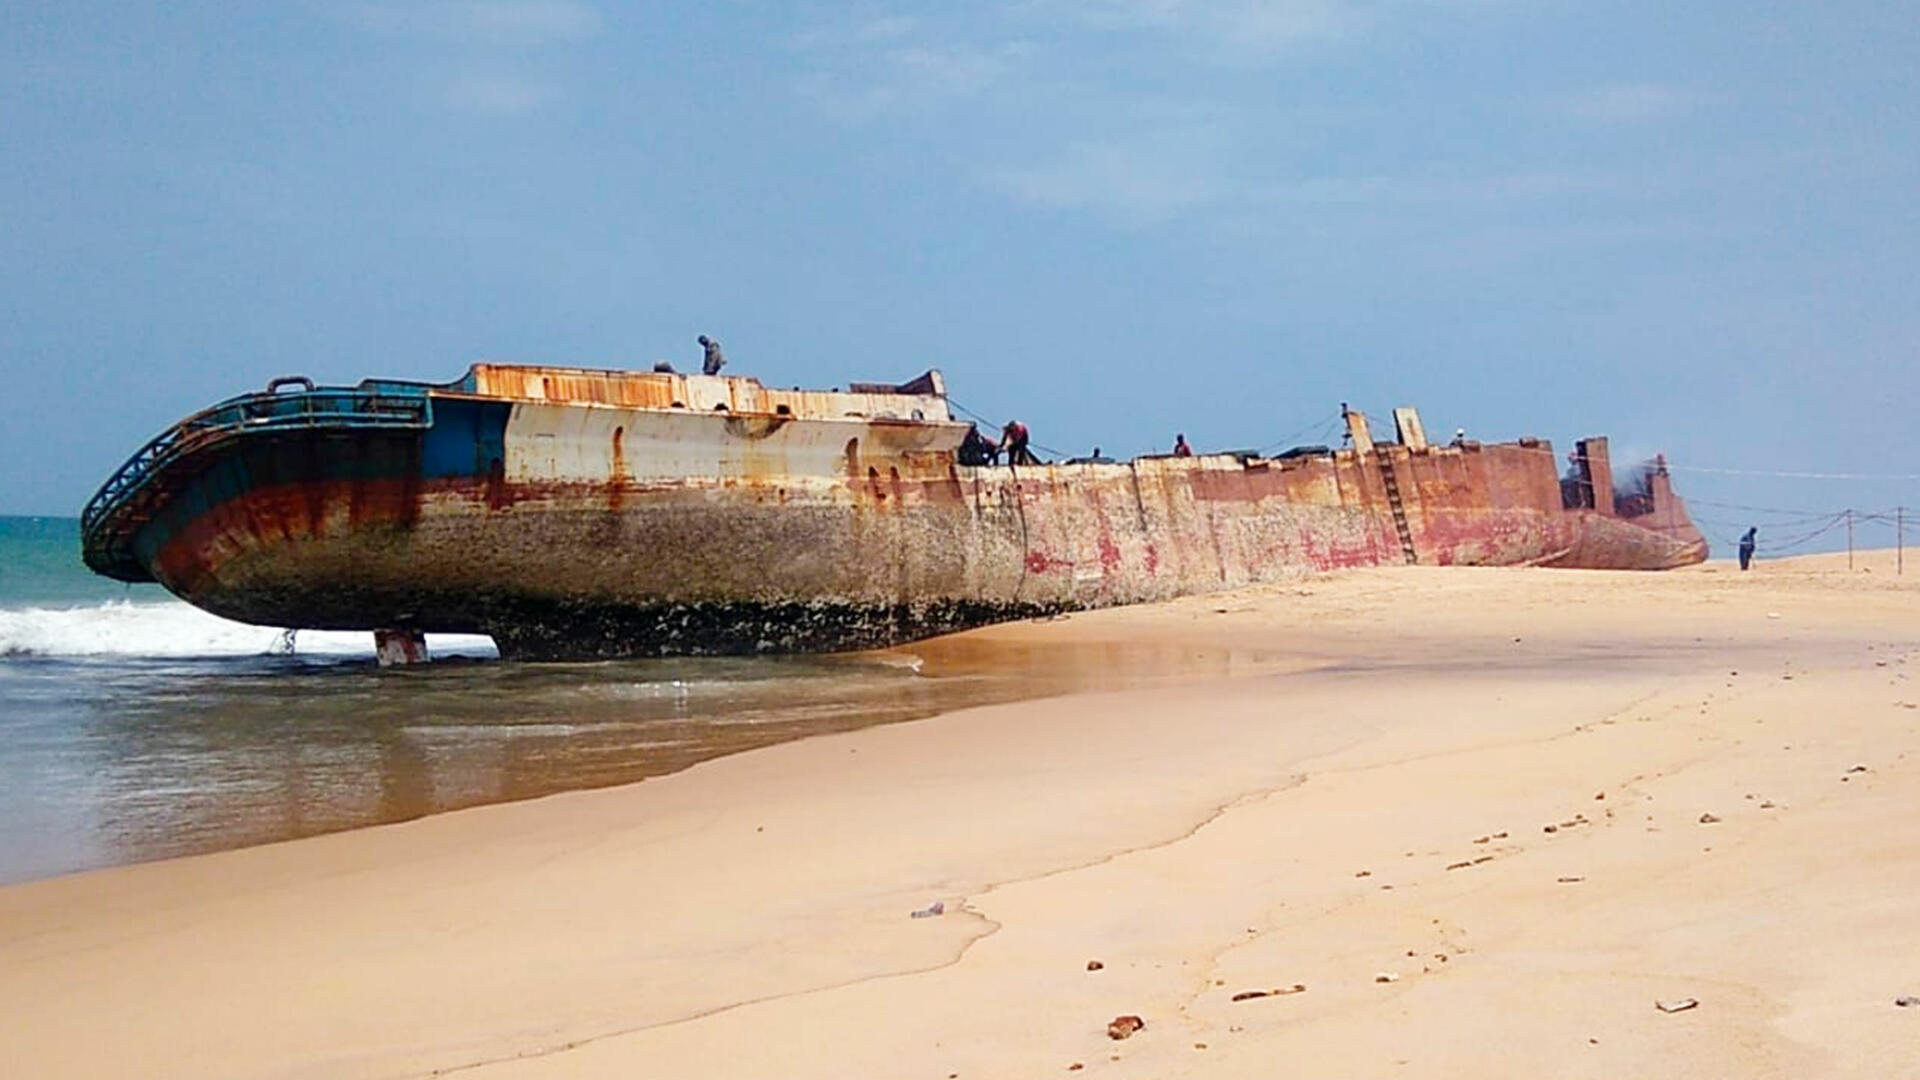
(1000, 420), (1039, 466)
(698, 335), (727, 375)
(1739, 526), (1757, 571)
(1172, 433), (1193, 457)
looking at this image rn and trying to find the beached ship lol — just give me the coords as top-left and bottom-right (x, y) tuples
(82, 365), (1707, 661)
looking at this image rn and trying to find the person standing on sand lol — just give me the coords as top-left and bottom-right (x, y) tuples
(1739, 526), (1757, 571)
(698, 335), (726, 376)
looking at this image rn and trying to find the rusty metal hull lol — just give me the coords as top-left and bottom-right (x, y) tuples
(83, 369), (1708, 659)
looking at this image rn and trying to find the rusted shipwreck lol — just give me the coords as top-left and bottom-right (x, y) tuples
(82, 365), (1707, 661)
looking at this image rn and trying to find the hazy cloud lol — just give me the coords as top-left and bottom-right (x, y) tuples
(789, 13), (919, 49)
(343, 2), (597, 116)
(795, 20), (1035, 122)
(1553, 83), (1725, 122)
(1018, 0), (1467, 65)
(1257, 170), (1616, 206)
(1063, 0), (1370, 45)
(796, 3), (1569, 225)
(444, 73), (557, 115)
(887, 42), (1033, 98)
(349, 1), (601, 46)
(983, 129), (1233, 225)
(984, 142), (1622, 228)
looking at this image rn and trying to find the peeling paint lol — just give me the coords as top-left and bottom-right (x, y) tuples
(82, 366), (1708, 660)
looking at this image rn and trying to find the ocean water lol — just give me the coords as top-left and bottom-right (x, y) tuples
(0, 516), (1292, 885)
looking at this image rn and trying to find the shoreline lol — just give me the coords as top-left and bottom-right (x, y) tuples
(2, 552), (1916, 1078)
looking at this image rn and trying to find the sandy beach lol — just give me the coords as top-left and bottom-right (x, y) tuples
(3, 551), (1917, 1079)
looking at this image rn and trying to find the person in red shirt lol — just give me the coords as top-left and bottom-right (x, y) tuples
(1000, 420), (1039, 465)
(1173, 433), (1193, 457)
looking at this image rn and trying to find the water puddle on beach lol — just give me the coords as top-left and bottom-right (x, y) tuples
(0, 634), (1305, 884)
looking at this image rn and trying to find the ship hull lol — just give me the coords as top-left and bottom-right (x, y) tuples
(85, 369), (1707, 659)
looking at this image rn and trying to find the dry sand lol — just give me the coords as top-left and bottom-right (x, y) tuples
(3, 551), (1918, 1078)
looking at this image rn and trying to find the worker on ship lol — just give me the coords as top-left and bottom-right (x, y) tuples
(1173, 433), (1194, 457)
(697, 335), (726, 375)
(999, 419), (1039, 466)
(958, 424), (998, 466)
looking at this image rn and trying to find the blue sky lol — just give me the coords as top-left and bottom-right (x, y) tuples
(4, 1), (1916, 554)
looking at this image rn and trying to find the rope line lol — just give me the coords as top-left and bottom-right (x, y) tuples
(1665, 464), (1920, 481)
(946, 395), (1345, 464)
(1687, 498), (1845, 522)
(938, 399), (1909, 560)
(1696, 507), (1911, 556)
(1491, 442), (1920, 482)
(1255, 412), (1344, 455)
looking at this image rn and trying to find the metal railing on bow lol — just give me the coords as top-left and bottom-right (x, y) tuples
(80, 380), (434, 576)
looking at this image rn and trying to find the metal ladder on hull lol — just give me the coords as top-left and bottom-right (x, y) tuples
(1377, 456), (1418, 565)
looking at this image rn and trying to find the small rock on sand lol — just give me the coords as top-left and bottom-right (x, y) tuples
(1107, 1015), (1145, 1040)
(1698, 813), (1721, 824)
(1374, 972), (1399, 983)
(1896, 997), (1920, 1008)
(911, 900), (945, 918)
(1655, 998), (1699, 1013)
(1086, 960), (1104, 971)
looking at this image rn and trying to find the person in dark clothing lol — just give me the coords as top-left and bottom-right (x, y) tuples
(697, 335), (727, 376)
(1738, 526), (1757, 571)
(1173, 433), (1193, 457)
(958, 424), (997, 466)
(1000, 420), (1039, 466)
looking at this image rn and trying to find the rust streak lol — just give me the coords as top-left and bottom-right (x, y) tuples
(608, 426), (627, 512)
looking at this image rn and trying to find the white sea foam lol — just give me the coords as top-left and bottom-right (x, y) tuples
(0, 600), (495, 660)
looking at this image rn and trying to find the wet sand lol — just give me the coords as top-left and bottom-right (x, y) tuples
(0, 633), (1313, 886)
(2, 551), (1917, 1079)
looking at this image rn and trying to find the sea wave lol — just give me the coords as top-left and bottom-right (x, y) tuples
(0, 600), (496, 660)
